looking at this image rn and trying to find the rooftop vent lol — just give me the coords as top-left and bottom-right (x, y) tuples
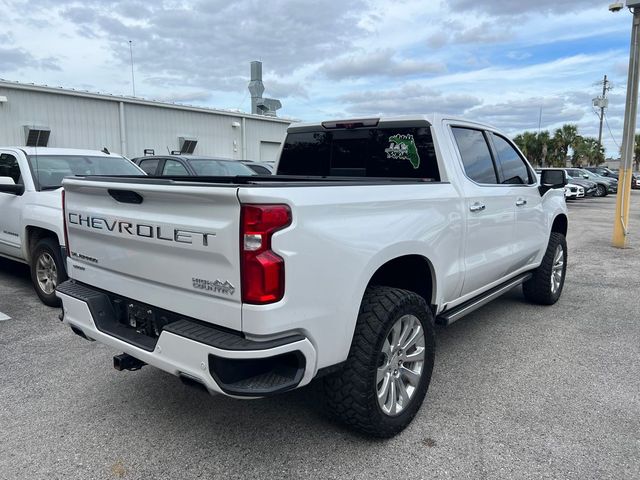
(248, 61), (282, 117)
(24, 126), (50, 147)
(179, 136), (197, 154)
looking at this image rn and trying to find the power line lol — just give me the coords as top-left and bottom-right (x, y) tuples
(603, 112), (621, 151)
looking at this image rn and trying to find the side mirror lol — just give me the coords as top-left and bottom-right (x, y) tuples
(539, 170), (567, 195)
(0, 176), (25, 195)
(583, 174), (589, 179)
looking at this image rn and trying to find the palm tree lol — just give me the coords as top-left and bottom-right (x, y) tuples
(572, 137), (604, 167)
(513, 130), (551, 167)
(550, 124), (579, 167)
(537, 131), (550, 167)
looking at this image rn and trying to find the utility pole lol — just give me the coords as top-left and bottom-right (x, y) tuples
(595, 75), (612, 151)
(611, 1), (640, 248)
(129, 40), (136, 97)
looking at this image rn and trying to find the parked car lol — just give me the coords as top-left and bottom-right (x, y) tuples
(240, 161), (274, 175)
(564, 183), (585, 200)
(633, 172), (640, 189)
(564, 168), (617, 197)
(565, 174), (598, 197)
(59, 115), (569, 437)
(584, 166), (618, 179)
(0, 147), (145, 305)
(132, 155), (257, 177)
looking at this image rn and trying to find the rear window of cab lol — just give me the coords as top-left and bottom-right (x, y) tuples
(278, 127), (440, 181)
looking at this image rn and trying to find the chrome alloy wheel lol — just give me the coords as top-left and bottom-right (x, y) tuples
(36, 252), (58, 295)
(550, 245), (564, 294)
(377, 314), (425, 416)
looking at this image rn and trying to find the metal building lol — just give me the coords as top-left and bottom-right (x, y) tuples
(0, 80), (291, 162)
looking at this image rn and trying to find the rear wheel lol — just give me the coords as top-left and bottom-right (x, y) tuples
(523, 232), (567, 305)
(322, 286), (435, 437)
(30, 237), (66, 307)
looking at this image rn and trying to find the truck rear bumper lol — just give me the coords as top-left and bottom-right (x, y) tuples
(56, 281), (317, 397)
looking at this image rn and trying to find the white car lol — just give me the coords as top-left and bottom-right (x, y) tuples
(57, 115), (568, 437)
(564, 183), (585, 199)
(0, 147), (144, 305)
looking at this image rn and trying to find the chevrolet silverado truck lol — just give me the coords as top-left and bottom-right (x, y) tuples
(0, 147), (144, 306)
(57, 116), (569, 437)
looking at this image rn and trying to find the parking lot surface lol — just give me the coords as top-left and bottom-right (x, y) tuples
(1, 192), (639, 480)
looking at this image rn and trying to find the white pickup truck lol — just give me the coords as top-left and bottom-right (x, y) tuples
(57, 116), (569, 437)
(0, 147), (144, 306)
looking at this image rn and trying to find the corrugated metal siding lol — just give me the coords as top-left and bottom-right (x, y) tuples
(0, 88), (121, 151)
(244, 118), (288, 161)
(124, 104), (242, 159)
(0, 85), (291, 160)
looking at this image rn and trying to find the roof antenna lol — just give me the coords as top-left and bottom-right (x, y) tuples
(102, 147), (110, 155)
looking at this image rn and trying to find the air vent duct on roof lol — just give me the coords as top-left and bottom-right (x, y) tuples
(179, 137), (197, 154)
(24, 126), (51, 147)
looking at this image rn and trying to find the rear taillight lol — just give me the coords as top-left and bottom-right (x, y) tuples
(62, 189), (70, 257)
(240, 204), (292, 304)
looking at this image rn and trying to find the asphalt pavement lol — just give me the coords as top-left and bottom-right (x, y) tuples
(1, 192), (639, 480)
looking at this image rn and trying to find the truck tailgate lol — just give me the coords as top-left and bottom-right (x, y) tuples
(62, 178), (242, 331)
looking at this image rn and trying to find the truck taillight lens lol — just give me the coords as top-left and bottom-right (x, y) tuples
(62, 189), (70, 257)
(240, 204), (291, 304)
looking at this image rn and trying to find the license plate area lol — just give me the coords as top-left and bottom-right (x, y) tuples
(112, 299), (173, 340)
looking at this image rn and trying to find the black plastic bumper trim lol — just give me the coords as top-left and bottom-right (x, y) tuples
(208, 351), (306, 397)
(56, 280), (306, 353)
(163, 319), (305, 351)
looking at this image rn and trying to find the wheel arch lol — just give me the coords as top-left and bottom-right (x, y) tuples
(366, 254), (437, 313)
(551, 214), (568, 237)
(24, 226), (61, 263)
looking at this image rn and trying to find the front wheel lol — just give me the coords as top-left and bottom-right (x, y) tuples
(30, 237), (66, 307)
(595, 184), (606, 197)
(523, 232), (567, 305)
(322, 286), (436, 438)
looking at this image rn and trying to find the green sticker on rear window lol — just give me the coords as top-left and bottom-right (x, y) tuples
(385, 134), (420, 169)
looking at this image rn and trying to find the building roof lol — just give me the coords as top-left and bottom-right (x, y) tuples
(0, 79), (292, 124)
(4, 146), (124, 157)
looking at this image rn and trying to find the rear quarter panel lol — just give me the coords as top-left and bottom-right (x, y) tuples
(238, 183), (464, 370)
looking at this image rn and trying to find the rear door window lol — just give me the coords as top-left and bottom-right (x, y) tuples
(138, 159), (160, 175)
(161, 159), (189, 176)
(451, 127), (498, 184)
(278, 126), (440, 180)
(490, 134), (533, 185)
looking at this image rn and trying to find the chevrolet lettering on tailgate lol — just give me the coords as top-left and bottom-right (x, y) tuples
(67, 213), (216, 247)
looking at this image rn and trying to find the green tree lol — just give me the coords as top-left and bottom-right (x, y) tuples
(572, 137), (604, 167)
(513, 130), (550, 167)
(549, 124), (579, 167)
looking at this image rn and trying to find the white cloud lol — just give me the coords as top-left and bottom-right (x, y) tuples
(0, 0), (633, 156)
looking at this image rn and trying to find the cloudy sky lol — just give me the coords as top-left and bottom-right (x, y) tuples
(0, 0), (633, 156)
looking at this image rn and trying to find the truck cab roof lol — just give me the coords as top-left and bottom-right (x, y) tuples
(287, 114), (495, 132)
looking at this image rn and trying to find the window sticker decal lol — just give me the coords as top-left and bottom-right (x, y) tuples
(385, 134), (421, 169)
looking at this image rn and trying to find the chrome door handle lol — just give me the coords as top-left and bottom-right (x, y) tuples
(469, 202), (486, 212)
(516, 199), (527, 207)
